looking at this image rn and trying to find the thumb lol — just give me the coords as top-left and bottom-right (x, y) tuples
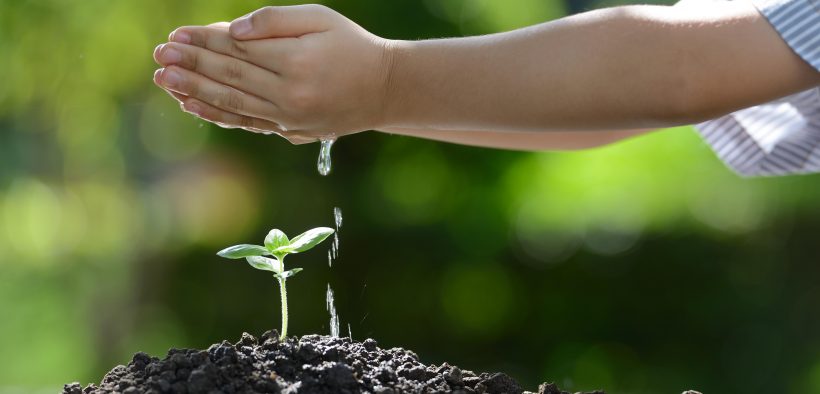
(229, 5), (336, 40)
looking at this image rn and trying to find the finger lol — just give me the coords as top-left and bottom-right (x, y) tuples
(157, 82), (312, 144)
(179, 97), (284, 134)
(279, 133), (318, 145)
(170, 25), (251, 59)
(167, 90), (187, 103)
(168, 25), (298, 71)
(184, 98), (315, 145)
(153, 77), (275, 134)
(154, 66), (278, 120)
(154, 42), (281, 100)
(154, 69), (186, 101)
(229, 4), (337, 40)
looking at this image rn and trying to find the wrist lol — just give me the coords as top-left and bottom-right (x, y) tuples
(377, 38), (415, 130)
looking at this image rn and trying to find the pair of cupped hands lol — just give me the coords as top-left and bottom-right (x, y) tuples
(153, 4), (392, 144)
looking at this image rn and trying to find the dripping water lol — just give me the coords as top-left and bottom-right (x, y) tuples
(317, 138), (336, 176)
(328, 207), (342, 267)
(334, 206), (343, 228)
(326, 284), (340, 337)
(326, 206), (343, 336)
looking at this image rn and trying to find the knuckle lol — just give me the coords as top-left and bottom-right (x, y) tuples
(223, 61), (243, 82)
(176, 45), (199, 71)
(167, 67), (195, 94)
(190, 29), (207, 47)
(304, 4), (330, 15)
(229, 40), (249, 58)
(182, 80), (198, 97)
(255, 6), (279, 24)
(219, 89), (243, 112)
(189, 52), (199, 72)
(186, 81), (199, 97)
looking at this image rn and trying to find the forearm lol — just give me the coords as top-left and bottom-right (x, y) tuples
(379, 127), (652, 151)
(381, 3), (819, 132)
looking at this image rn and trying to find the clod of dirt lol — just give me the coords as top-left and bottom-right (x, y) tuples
(63, 331), (605, 394)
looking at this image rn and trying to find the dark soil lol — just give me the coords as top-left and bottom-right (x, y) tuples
(64, 330), (604, 394)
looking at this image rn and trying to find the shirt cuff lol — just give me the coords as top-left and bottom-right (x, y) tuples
(750, 0), (820, 72)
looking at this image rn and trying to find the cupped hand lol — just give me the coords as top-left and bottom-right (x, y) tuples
(153, 4), (395, 143)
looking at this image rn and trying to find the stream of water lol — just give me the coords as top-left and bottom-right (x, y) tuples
(327, 207), (342, 267)
(317, 138), (335, 176)
(326, 284), (340, 337)
(320, 141), (343, 336)
(326, 207), (344, 336)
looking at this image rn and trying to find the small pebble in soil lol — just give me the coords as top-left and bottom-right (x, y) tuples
(63, 330), (612, 394)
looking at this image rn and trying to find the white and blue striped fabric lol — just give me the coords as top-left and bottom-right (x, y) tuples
(696, 0), (820, 177)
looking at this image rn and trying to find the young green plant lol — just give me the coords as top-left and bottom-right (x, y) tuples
(216, 227), (335, 340)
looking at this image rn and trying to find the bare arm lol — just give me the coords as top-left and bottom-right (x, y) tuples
(378, 127), (653, 151)
(153, 3), (819, 147)
(381, 2), (820, 132)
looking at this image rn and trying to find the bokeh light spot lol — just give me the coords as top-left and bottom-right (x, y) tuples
(1, 178), (61, 266)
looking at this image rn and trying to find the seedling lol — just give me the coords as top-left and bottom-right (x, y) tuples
(217, 227), (335, 340)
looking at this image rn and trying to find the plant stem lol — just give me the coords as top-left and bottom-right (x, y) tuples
(278, 276), (288, 340)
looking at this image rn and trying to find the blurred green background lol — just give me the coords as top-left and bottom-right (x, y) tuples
(2, 0), (820, 393)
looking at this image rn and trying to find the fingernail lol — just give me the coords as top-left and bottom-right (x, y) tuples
(230, 17), (252, 37)
(162, 69), (181, 87)
(171, 30), (191, 44)
(153, 68), (162, 82)
(153, 44), (164, 59)
(161, 47), (182, 64)
(185, 102), (202, 115)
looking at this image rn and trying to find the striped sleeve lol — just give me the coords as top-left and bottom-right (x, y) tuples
(755, 0), (820, 71)
(695, 0), (820, 177)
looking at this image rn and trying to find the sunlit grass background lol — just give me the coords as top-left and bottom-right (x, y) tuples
(2, 0), (820, 393)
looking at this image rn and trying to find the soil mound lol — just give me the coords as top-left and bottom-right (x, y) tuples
(63, 330), (604, 394)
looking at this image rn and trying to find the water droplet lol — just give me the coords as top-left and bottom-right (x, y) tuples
(317, 138), (335, 176)
(328, 250), (332, 268)
(348, 323), (352, 339)
(328, 207), (342, 265)
(326, 284), (340, 337)
(334, 207), (343, 229)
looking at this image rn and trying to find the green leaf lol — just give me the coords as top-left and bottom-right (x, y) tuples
(275, 268), (303, 279)
(274, 227), (334, 254)
(217, 244), (269, 259)
(264, 229), (289, 252)
(245, 256), (283, 273)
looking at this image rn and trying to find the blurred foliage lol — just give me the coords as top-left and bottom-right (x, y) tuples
(1, 0), (820, 393)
